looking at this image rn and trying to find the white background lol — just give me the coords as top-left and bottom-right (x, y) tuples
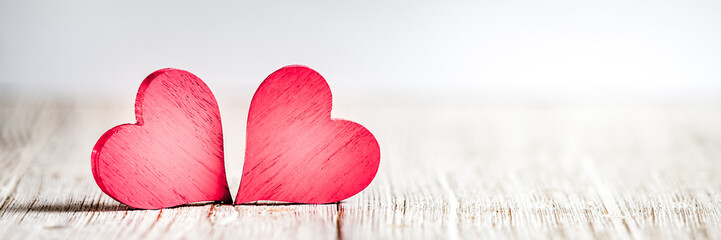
(2, 0), (720, 102)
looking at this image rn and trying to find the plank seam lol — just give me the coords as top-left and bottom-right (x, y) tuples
(336, 202), (343, 240)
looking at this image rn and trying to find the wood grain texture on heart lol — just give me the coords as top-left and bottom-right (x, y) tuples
(91, 68), (232, 209)
(236, 65), (381, 204)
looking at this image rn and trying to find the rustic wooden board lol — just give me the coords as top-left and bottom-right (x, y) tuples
(340, 105), (721, 239)
(1, 96), (720, 239)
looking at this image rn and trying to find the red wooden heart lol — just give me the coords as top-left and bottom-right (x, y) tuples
(91, 69), (232, 209)
(236, 65), (381, 204)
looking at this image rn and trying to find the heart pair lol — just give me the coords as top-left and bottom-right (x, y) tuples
(91, 65), (380, 209)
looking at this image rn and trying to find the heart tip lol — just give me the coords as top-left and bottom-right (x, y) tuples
(220, 197), (233, 205)
(234, 195), (257, 205)
(221, 192), (233, 203)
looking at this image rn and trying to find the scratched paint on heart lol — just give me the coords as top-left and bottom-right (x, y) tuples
(91, 69), (232, 209)
(236, 65), (381, 204)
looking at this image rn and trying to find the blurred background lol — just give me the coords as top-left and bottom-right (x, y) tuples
(1, 0), (720, 104)
(4, 0), (720, 191)
(2, 3), (721, 238)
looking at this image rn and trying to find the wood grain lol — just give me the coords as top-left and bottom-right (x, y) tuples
(238, 66), (380, 204)
(1, 95), (720, 239)
(92, 69), (232, 209)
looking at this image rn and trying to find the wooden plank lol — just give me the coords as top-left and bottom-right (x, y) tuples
(2, 97), (721, 239)
(338, 105), (721, 239)
(0, 99), (339, 240)
(0, 99), (69, 208)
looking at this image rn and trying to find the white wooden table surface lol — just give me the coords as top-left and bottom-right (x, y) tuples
(1, 95), (720, 239)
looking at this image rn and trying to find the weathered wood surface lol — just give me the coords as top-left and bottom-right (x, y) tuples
(1, 96), (720, 239)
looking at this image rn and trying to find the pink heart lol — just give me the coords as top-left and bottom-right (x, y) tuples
(91, 69), (232, 209)
(236, 65), (381, 204)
